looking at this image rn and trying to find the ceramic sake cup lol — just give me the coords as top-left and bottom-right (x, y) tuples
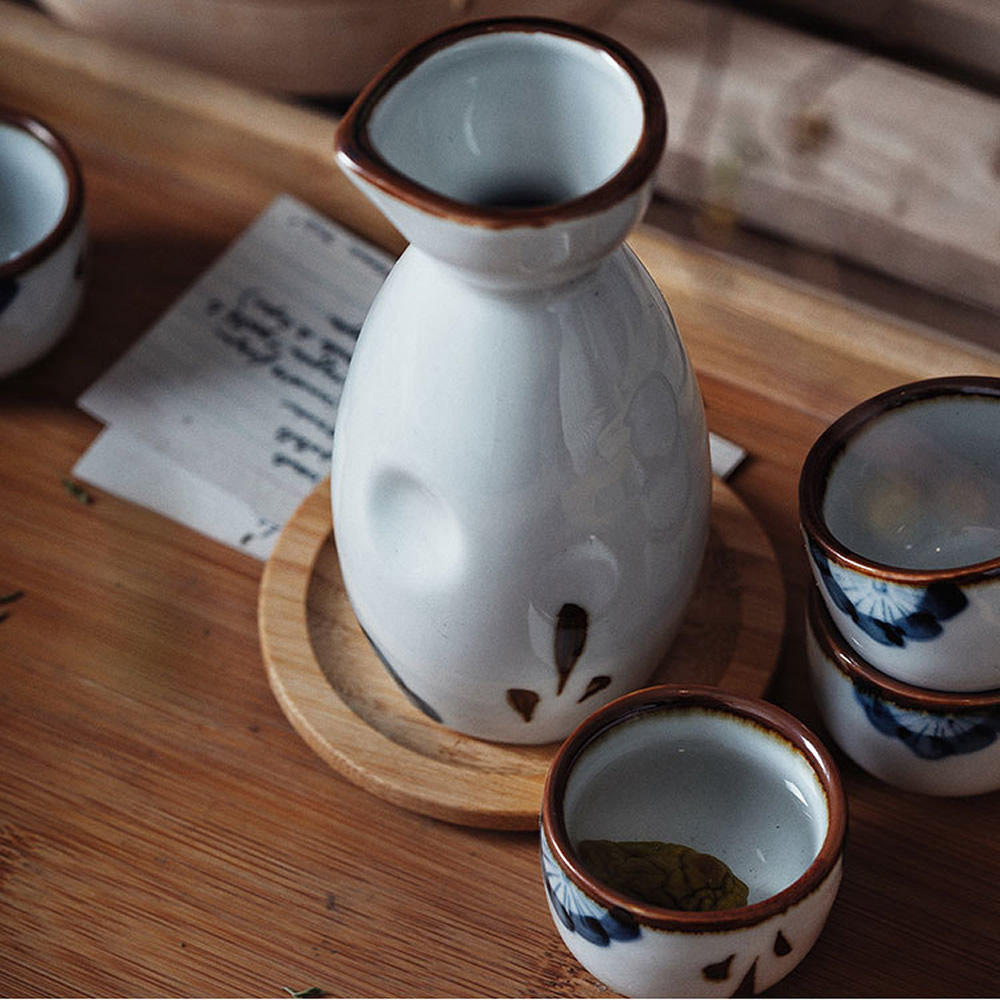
(0, 108), (86, 377)
(800, 377), (1000, 693)
(540, 685), (846, 998)
(807, 587), (1000, 797)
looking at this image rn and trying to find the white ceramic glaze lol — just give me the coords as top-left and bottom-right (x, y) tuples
(0, 109), (86, 377)
(800, 377), (1000, 692)
(331, 19), (711, 744)
(807, 587), (1000, 797)
(540, 685), (846, 997)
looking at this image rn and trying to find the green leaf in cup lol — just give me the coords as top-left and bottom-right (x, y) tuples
(578, 840), (749, 912)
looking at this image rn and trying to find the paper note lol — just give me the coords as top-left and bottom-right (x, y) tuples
(74, 425), (283, 559)
(708, 432), (747, 480)
(76, 193), (747, 560)
(77, 194), (393, 547)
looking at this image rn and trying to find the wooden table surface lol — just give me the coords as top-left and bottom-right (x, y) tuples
(2, 4), (999, 996)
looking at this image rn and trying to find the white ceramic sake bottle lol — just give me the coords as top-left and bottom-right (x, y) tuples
(331, 18), (712, 744)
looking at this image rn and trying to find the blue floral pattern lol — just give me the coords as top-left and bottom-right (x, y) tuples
(809, 540), (967, 647)
(855, 689), (1000, 760)
(540, 835), (640, 946)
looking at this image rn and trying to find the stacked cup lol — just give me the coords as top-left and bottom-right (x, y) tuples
(799, 376), (1000, 796)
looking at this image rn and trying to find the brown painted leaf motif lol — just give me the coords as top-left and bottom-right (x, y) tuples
(702, 955), (734, 982)
(733, 958), (757, 997)
(554, 603), (588, 695)
(774, 930), (792, 956)
(578, 675), (611, 702)
(507, 688), (540, 722)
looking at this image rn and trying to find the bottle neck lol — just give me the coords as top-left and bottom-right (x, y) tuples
(363, 178), (650, 292)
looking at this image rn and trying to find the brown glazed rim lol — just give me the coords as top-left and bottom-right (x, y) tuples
(333, 16), (666, 229)
(541, 684), (847, 932)
(0, 107), (84, 277)
(799, 376), (1000, 584)
(808, 587), (1000, 708)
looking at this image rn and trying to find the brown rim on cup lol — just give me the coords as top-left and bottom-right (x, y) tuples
(799, 376), (1000, 585)
(0, 107), (85, 277)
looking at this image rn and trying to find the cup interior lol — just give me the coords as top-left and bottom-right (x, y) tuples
(0, 121), (70, 262)
(366, 26), (647, 209)
(821, 386), (1000, 571)
(558, 698), (831, 906)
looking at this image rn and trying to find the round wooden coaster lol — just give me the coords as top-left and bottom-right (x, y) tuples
(259, 477), (785, 830)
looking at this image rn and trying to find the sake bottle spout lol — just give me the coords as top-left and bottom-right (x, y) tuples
(334, 17), (666, 287)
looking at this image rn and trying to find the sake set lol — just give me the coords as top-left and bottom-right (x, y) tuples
(7, 13), (992, 997)
(263, 18), (999, 996)
(319, 18), (845, 995)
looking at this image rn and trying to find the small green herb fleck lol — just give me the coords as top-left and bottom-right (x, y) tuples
(282, 988), (325, 999)
(62, 477), (93, 504)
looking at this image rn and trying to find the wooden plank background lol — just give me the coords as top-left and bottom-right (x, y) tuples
(594, 0), (1000, 317)
(26, 0), (1000, 324)
(759, 0), (1000, 86)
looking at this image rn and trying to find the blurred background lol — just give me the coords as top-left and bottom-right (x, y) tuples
(18, 0), (1000, 352)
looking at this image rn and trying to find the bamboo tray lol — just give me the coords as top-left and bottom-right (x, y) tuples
(258, 476), (784, 829)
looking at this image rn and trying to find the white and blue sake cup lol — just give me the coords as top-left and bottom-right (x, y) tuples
(800, 377), (1000, 693)
(0, 108), (86, 377)
(540, 684), (846, 998)
(807, 587), (1000, 796)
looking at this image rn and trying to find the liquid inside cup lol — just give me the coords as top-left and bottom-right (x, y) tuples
(0, 123), (70, 262)
(561, 708), (829, 905)
(823, 395), (1000, 570)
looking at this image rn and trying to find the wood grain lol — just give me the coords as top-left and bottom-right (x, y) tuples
(258, 478), (785, 829)
(31, 0), (617, 96)
(764, 0), (1000, 85)
(1, 3), (999, 996)
(596, 0), (1000, 315)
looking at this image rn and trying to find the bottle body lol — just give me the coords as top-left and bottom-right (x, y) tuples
(331, 241), (710, 743)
